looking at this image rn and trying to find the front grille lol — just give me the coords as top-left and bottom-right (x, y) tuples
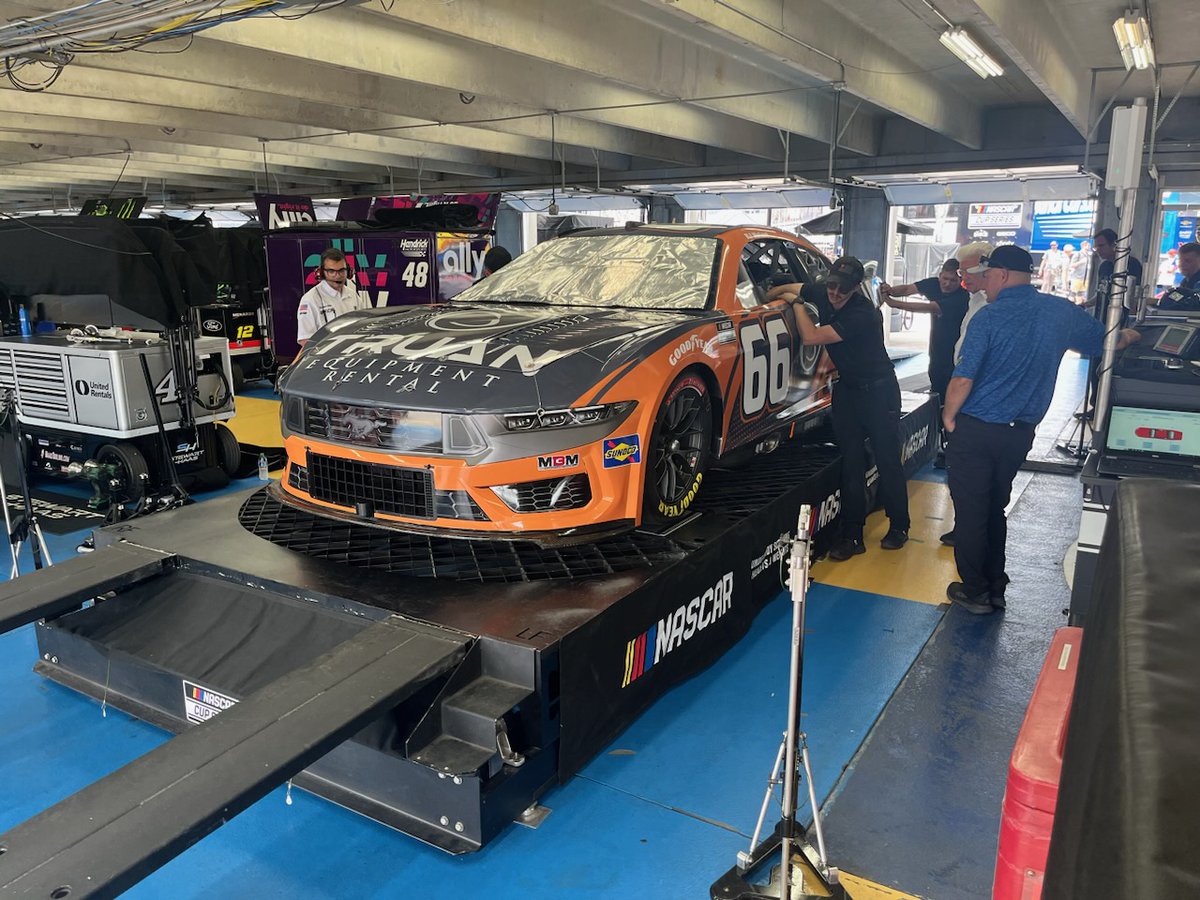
(307, 452), (435, 519)
(495, 475), (591, 513)
(8, 348), (71, 420)
(288, 462), (309, 493)
(292, 458), (486, 521)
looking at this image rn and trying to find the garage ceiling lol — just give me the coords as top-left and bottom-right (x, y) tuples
(0, 0), (1197, 210)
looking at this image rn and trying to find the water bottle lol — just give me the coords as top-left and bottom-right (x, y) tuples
(257, 452), (270, 482)
(18, 306), (30, 336)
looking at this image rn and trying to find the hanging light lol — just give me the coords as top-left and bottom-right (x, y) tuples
(1112, 10), (1155, 71)
(938, 26), (1004, 79)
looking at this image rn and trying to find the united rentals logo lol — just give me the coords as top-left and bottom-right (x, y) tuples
(602, 434), (641, 468)
(537, 453), (579, 470)
(621, 571), (734, 688)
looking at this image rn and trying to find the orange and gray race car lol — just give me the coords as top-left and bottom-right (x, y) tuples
(274, 224), (838, 544)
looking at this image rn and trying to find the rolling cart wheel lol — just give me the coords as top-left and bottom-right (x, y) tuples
(96, 442), (150, 503)
(214, 423), (242, 477)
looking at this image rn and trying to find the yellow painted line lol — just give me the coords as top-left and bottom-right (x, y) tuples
(813, 480), (956, 606)
(226, 395), (284, 449)
(841, 871), (927, 899)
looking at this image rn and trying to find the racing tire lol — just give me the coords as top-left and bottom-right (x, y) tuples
(96, 441), (150, 504)
(797, 301), (823, 375)
(214, 423), (242, 477)
(230, 362), (246, 393)
(642, 371), (713, 525)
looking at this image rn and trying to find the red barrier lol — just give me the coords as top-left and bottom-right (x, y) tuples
(993, 626), (1083, 900)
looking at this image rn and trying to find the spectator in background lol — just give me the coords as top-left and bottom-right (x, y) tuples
(1068, 240), (1091, 304)
(1177, 242), (1200, 292)
(1055, 244), (1075, 298)
(1039, 241), (1063, 293)
(880, 258), (970, 468)
(296, 247), (368, 347)
(1091, 228), (1142, 323)
(481, 245), (513, 278)
(942, 245), (1141, 615)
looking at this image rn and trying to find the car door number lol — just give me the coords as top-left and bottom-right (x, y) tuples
(740, 317), (791, 416)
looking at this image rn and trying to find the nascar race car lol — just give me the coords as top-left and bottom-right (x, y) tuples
(274, 224), (837, 544)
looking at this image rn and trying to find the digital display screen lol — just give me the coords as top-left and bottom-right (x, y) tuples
(1106, 406), (1200, 458)
(1153, 324), (1196, 356)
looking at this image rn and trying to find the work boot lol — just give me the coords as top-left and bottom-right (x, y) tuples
(829, 537), (866, 561)
(880, 528), (908, 550)
(946, 581), (994, 615)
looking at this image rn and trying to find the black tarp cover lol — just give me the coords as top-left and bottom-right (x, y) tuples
(1043, 479), (1200, 899)
(0, 216), (207, 326)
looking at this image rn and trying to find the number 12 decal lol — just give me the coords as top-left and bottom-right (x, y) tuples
(739, 317), (791, 416)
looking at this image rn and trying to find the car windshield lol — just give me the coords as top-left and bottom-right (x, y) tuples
(455, 233), (720, 310)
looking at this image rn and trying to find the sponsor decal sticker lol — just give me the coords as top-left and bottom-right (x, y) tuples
(602, 434), (641, 468)
(74, 379), (113, 399)
(202, 319), (222, 332)
(900, 424), (931, 466)
(537, 453), (579, 470)
(182, 680), (238, 724)
(751, 530), (792, 579)
(657, 470), (702, 517)
(398, 236), (431, 258)
(621, 572), (734, 688)
(667, 333), (717, 366)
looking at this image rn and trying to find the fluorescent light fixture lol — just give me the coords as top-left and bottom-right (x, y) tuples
(939, 26), (1004, 79)
(1112, 10), (1155, 70)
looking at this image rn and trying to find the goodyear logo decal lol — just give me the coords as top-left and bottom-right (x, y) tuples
(621, 572), (734, 688)
(602, 434), (641, 468)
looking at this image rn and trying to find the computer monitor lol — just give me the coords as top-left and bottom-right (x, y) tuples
(1105, 405), (1200, 460)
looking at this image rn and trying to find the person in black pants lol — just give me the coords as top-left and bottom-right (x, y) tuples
(880, 258), (970, 468)
(943, 245), (1141, 614)
(771, 256), (911, 561)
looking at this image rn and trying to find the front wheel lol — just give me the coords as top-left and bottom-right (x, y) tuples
(96, 441), (150, 503)
(642, 372), (713, 524)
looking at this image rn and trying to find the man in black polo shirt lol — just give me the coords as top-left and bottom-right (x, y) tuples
(771, 256), (911, 560)
(1091, 228), (1142, 323)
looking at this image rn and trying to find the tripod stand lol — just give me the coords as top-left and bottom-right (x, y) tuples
(0, 389), (51, 578)
(1053, 356), (1097, 463)
(710, 505), (843, 900)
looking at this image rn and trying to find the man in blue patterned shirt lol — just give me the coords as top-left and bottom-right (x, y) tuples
(941, 245), (1141, 615)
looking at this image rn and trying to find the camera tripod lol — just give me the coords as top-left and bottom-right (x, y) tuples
(0, 390), (51, 578)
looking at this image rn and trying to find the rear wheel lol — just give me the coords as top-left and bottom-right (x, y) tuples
(96, 441), (150, 503)
(642, 372), (713, 524)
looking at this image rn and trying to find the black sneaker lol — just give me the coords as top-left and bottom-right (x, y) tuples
(939, 530), (956, 547)
(880, 528), (908, 550)
(829, 538), (866, 561)
(946, 581), (995, 615)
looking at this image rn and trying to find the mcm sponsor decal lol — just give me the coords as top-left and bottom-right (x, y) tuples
(667, 333), (717, 366)
(751, 530), (793, 579)
(901, 424), (931, 466)
(182, 680), (238, 724)
(537, 453), (579, 470)
(621, 571), (735, 688)
(602, 434), (641, 468)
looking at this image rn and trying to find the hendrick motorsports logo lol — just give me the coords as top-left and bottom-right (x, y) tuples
(182, 680), (238, 724)
(621, 571), (734, 688)
(397, 236), (431, 258)
(602, 434), (641, 468)
(537, 453), (579, 470)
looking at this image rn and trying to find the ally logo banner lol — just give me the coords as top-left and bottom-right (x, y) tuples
(255, 193), (316, 230)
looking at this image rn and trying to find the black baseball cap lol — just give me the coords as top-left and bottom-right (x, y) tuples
(965, 245), (1035, 274)
(825, 255), (865, 290)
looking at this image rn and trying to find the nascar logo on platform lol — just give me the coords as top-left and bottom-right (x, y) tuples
(621, 572), (734, 688)
(182, 680), (238, 724)
(537, 453), (579, 470)
(602, 434), (641, 468)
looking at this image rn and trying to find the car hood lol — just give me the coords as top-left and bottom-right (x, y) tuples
(279, 302), (716, 412)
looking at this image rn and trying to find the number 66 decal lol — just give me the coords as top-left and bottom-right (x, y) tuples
(739, 316), (791, 416)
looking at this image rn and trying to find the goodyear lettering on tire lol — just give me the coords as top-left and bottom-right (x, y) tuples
(658, 470), (703, 518)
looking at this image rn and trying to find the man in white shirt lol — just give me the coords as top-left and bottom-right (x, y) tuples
(296, 248), (370, 346)
(954, 241), (994, 366)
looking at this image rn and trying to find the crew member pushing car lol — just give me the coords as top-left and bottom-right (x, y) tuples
(296, 247), (370, 346)
(768, 256), (911, 560)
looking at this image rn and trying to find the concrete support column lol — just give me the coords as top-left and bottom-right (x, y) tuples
(494, 206), (524, 257)
(841, 186), (890, 271)
(649, 195), (687, 225)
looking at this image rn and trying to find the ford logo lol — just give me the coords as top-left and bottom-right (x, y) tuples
(202, 319), (222, 332)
